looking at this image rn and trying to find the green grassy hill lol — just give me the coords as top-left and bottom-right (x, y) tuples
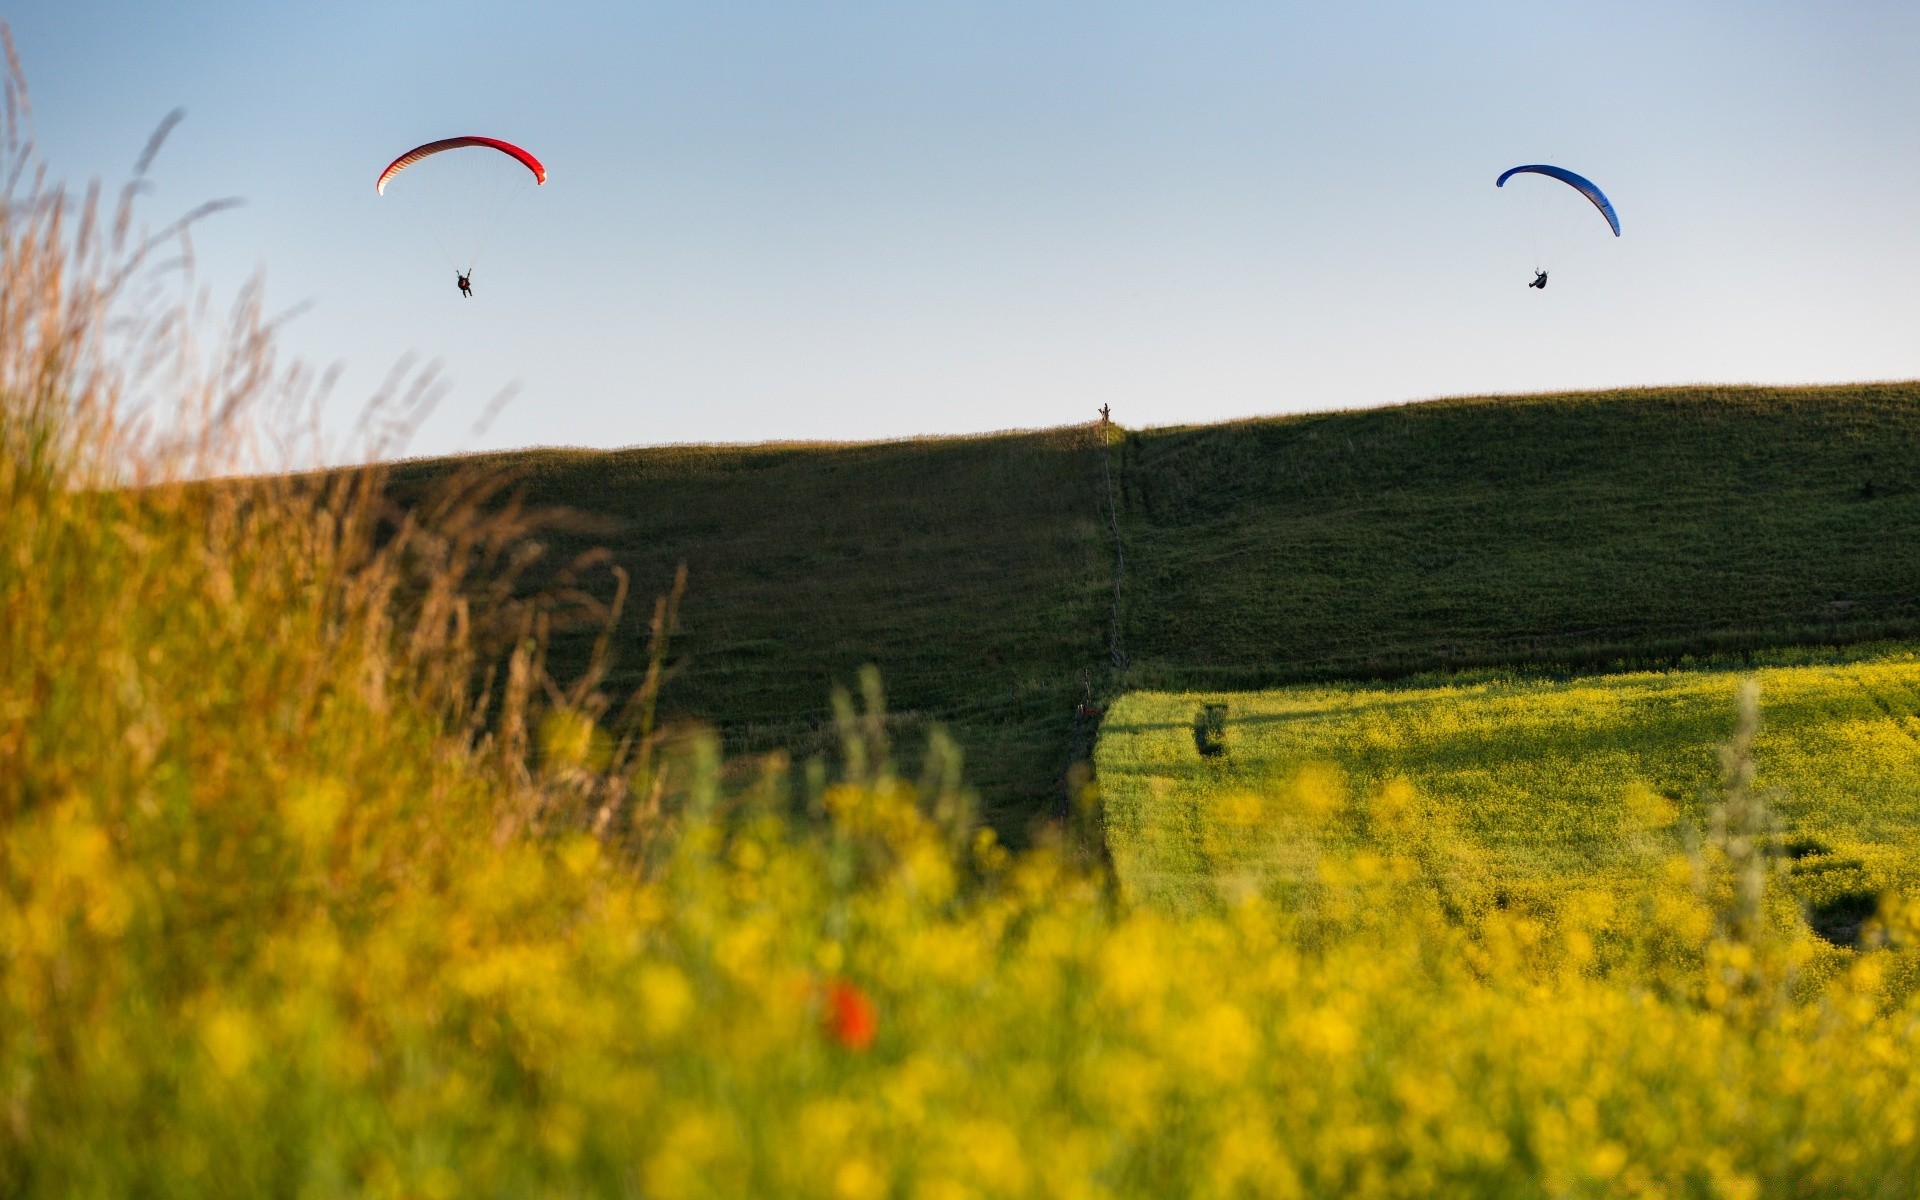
(1114, 383), (1920, 688)
(389, 429), (1112, 831)
(395, 382), (1920, 833)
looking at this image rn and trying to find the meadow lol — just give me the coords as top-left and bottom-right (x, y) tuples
(385, 430), (1113, 833)
(1112, 384), (1920, 689)
(1096, 651), (1920, 933)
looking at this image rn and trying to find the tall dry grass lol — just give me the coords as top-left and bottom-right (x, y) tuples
(0, 48), (704, 1190)
(0, 30), (687, 836)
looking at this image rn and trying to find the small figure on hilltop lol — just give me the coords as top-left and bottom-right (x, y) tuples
(1529, 270), (1548, 290)
(1075, 668), (1104, 722)
(457, 271), (473, 298)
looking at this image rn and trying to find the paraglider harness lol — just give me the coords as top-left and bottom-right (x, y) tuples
(1529, 270), (1548, 290)
(457, 271), (473, 298)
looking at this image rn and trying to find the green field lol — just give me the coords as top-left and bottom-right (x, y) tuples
(389, 430), (1111, 830)
(1113, 384), (1920, 689)
(1096, 648), (1920, 925)
(396, 382), (1920, 833)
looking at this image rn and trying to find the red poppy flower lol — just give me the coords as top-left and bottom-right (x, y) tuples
(822, 979), (878, 1051)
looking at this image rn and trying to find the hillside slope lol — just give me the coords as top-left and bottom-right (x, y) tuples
(395, 382), (1920, 832)
(1114, 383), (1920, 689)
(389, 428), (1112, 831)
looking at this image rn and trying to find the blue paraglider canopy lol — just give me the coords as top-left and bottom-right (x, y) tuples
(1496, 165), (1620, 237)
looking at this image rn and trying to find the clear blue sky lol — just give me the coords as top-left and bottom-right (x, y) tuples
(15, 1), (1920, 458)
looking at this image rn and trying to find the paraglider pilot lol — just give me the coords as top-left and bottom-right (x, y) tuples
(457, 271), (473, 298)
(1529, 270), (1548, 290)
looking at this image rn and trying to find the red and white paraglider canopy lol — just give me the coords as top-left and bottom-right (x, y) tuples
(376, 136), (546, 195)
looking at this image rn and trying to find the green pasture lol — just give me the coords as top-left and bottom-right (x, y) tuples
(389, 429), (1111, 830)
(1115, 383), (1920, 690)
(1095, 649), (1920, 920)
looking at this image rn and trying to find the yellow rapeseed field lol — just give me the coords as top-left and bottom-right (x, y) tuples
(10, 69), (1920, 1198)
(1096, 657), (1920, 931)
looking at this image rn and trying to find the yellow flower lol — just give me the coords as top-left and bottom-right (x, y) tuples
(200, 1006), (257, 1080)
(639, 965), (695, 1038)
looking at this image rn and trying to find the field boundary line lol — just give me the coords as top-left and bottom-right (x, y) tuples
(1099, 406), (1128, 670)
